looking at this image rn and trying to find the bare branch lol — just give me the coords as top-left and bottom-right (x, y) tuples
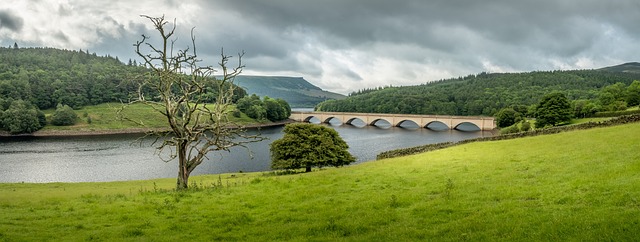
(122, 15), (265, 190)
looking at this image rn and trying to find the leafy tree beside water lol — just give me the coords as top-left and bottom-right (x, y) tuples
(495, 108), (523, 128)
(50, 104), (78, 126)
(0, 100), (45, 134)
(236, 94), (291, 122)
(271, 123), (355, 172)
(535, 92), (573, 128)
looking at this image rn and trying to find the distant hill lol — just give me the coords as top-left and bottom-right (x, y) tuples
(234, 76), (345, 108)
(316, 63), (640, 116)
(598, 62), (640, 74)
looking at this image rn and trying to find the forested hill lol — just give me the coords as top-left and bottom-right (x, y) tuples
(235, 76), (345, 108)
(316, 63), (640, 116)
(0, 47), (343, 110)
(0, 47), (143, 110)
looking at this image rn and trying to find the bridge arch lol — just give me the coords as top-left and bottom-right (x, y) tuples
(425, 121), (450, 131)
(323, 116), (343, 124)
(453, 122), (481, 131)
(345, 117), (366, 127)
(370, 118), (392, 128)
(302, 116), (319, 123)
(396, 120), (421, 129)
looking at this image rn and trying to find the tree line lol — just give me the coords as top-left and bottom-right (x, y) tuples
(316, 69), (640, 116)
(235, 94), (291, 122)
(0, 47), (289, 134)
(0, 47), (142, 110)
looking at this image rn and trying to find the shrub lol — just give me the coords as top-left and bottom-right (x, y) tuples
(520, 120), (531, 132)
(499, 125), (520, 135)
(232, 110), (242, 118)
(51, 104), (78, 126)
(495, 108), (522, 128)
(1, 100), (43, 134)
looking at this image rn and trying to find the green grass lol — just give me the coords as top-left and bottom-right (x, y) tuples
(1, 123), (639, 241)
(570, 117), (613, 124)
(40, 103), (262, 132)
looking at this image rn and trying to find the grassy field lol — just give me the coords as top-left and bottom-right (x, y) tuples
(39, 103), (261, 132)
(570, 117), (612, 124)
(1, 123), (639, 241)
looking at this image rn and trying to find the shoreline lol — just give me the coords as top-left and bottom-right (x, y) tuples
(0, 119), (295, 138)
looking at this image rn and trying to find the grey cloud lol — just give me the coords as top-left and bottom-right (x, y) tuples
(341, 68), (363, 81)
(53, 30), (69, 42)
(0, 10), (23, 32)
(10, 0), (638, 93)
(211, 0), (640, 54)
(185, 0), (637, 92)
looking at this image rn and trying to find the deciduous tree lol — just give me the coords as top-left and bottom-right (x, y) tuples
(626, 80), (640, 107)
(495, 108), (522, 128)
(271, 123), (355, 172)
(535, 92), (573, 128)
(1, 100), (43, 134)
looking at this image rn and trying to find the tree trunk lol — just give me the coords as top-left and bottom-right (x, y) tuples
(305, 165), (312, 173)
(176, 141), (189, 190)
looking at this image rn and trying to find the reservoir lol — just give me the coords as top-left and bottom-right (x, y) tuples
(0, 120), (493, 183)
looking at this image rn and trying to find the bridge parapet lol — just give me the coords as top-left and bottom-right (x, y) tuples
(289, 111), (496, 131)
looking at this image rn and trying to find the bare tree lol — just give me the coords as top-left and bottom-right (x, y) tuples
(122, 15), (264, 189)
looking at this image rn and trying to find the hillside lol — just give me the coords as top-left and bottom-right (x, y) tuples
(316, 63), (640, 116)
(599, 62), (640, 73)
(1, 122), (638, 240)
(235, 76), (345, 107)
(0, 47), (145, 110)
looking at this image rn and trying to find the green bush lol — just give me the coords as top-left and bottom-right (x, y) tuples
(495, 108), (522, 128)
(232, 110), (242, 118)
(1, 100), (43, 134)
(520, 120), (531, 131)
(499, 125), (520, 135)
(50, 104), (78, 126)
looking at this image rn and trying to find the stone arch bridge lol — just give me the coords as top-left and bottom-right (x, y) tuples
(289, 112), (496, 131)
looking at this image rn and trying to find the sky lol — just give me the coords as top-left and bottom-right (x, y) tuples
(1, 0), (639, 94)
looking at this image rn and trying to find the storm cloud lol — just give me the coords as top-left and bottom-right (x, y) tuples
(2, 0), (640, 94)
(0, 10), (23, 32)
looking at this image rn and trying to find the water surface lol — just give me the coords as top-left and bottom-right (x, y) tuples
(0, 123), (492, 183)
